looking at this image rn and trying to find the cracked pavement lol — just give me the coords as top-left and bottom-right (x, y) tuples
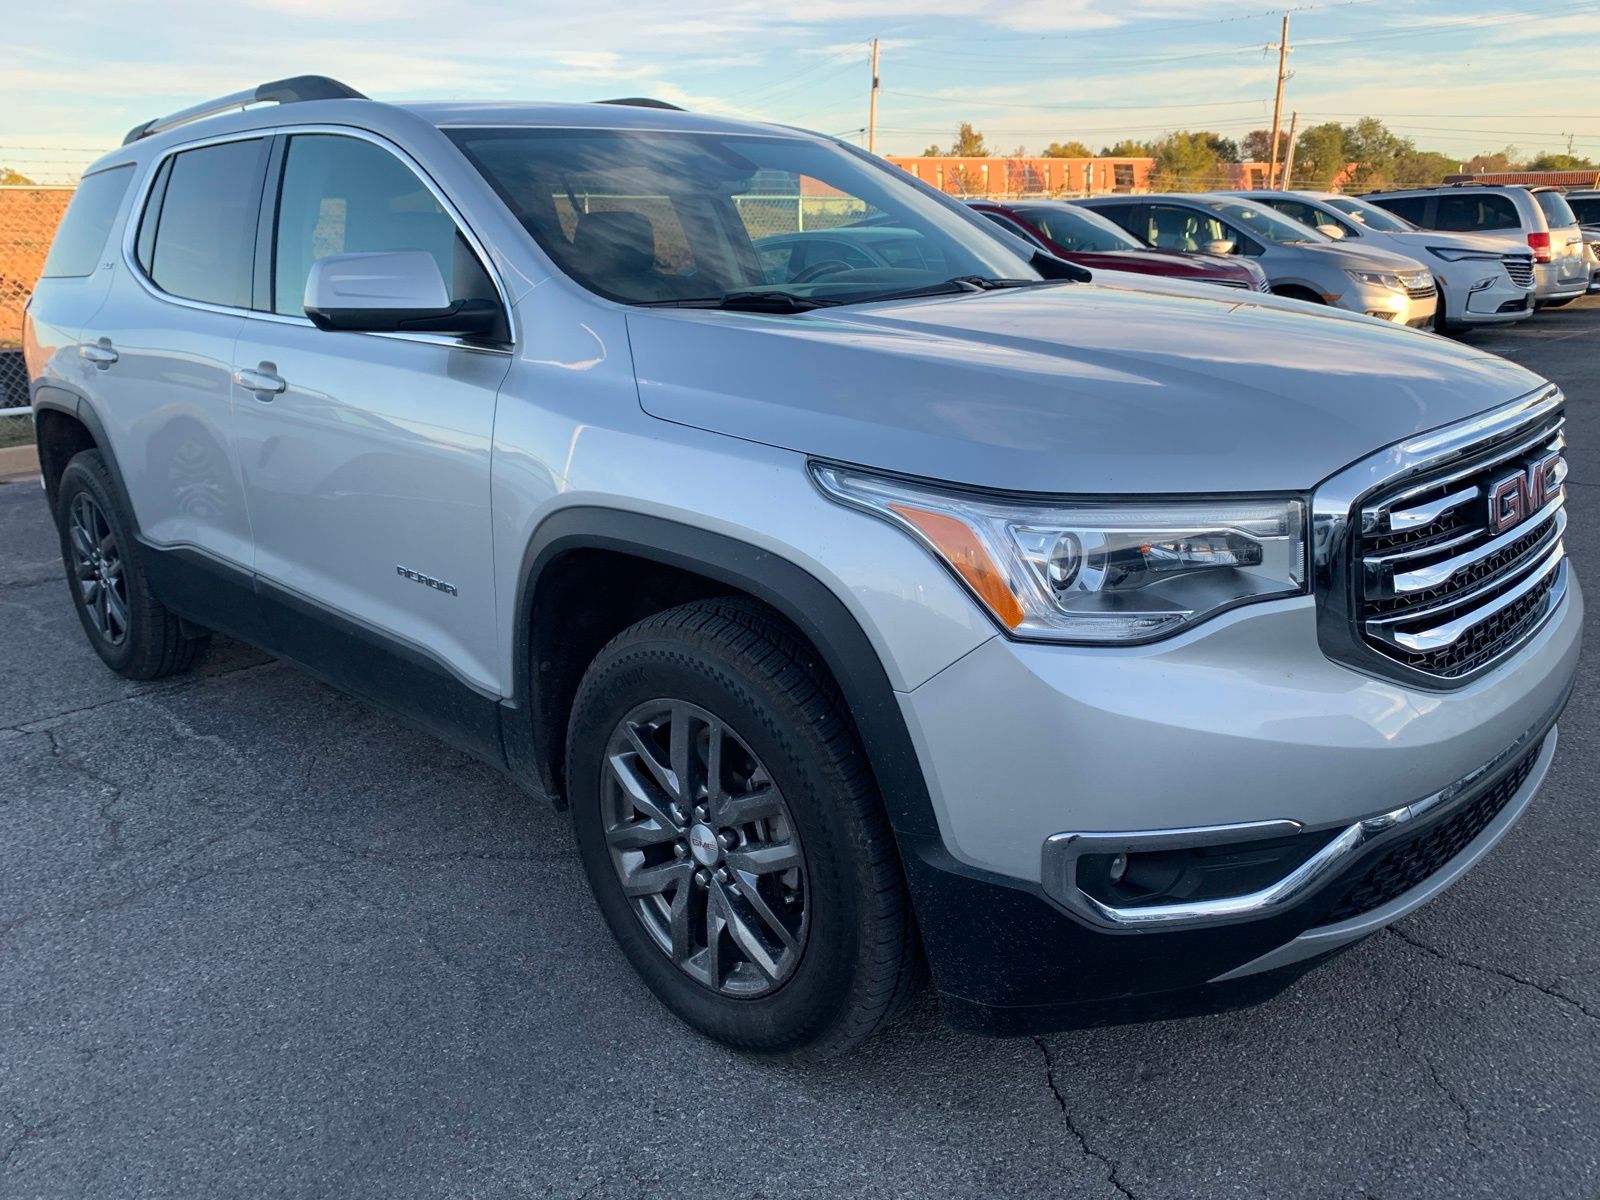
(2, 298), (1598, 1199)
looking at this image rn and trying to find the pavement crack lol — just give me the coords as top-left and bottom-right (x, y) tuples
(42, 727), (127, 860)
(1387, 925), (1598, 1024)
(1033, 1037), (1140, 1200)
(1, 659), (282, 735)
(1387, 988), (1480, 1152)
(0, 1109), (63, 1171)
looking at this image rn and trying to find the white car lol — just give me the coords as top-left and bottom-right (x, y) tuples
(1218, 190), (1536, 333)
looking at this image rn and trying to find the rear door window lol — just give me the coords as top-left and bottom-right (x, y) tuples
(1568, 196), (1600, 224)
(40, 164), (133, 278)
(1433, 193), (1519, 232)
(1372, 195), (1429, 225)
(137, 139), (267, 307)
(1533, 190), (1578, 229)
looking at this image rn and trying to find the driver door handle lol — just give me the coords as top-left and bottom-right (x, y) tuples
(79, 341), (118, 367)
(233, 366), (287, 398)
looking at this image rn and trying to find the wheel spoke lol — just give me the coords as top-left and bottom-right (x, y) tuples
(668, 703), (696, 807)
(70, 520), (95, 562)
(718, 785), (784, 829)
(104, 585), (128, 637)
(730, 873), (799, 951)
(717, 883), (783, 980)
(607, 752), (680, 831)
(623, 723), (680, 803)
(605, 817), (678, 851)
(702, 885), (724, 988)
(79, 577), (100, 604)
(668, 877), (694, 963)
(725, 841), (802, 877)
(620, 859), (690, 899)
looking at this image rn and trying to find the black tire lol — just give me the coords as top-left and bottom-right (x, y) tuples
(55, 449), (210, 679)
(1272, 285), (1325, 305)
(566, 597), (921, 1059)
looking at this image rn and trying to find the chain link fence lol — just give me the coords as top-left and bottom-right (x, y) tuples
(2, 186), (73, 430)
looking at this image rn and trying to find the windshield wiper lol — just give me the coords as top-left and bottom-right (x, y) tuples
(846, 275), (1066, 306)
(639, 291), (837, 313)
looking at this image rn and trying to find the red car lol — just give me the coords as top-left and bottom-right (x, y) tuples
(967, 199), (1269, 292)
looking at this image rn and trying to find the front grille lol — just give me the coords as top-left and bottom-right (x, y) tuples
(1503, 254), (1534, 287)
(1406, 283), (1437, 301)
(1349, 406), (1568, 681)
(1318, 739), (1541, 925)
(1255, 277), (1272, 293)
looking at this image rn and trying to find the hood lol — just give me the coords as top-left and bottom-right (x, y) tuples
(1381, 229), (1530, 257)
(1061, 248), (1245, 283)
(628, 283), (1544, 495)
(1300, 241), (1431, 272)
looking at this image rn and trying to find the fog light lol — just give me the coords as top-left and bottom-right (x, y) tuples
(1107, 853), (1128, 884)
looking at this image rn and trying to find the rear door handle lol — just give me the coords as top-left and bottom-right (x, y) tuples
(79, 340), (118, 367)
(233, 365), (287, 398)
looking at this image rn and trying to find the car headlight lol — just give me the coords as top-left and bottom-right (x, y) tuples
(1346, 269), (1404, 290)
(811, 464), (1307, 644)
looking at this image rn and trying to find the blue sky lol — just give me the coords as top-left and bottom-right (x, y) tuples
(5, 0), (1598, 180)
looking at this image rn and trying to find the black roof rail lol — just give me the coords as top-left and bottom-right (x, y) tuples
(594, 97), (686, 111)
(122, 75), (366, 145)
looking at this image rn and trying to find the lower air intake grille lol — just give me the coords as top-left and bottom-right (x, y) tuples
(1319, 739), (1542, 925)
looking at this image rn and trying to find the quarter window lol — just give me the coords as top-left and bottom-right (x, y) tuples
(1433, 193), (1519, 232)
(137, 139), (266, 307)
(1373, 196), (1428, 225)
(271, 133), (503, 334)
(40, 164), (133, 278)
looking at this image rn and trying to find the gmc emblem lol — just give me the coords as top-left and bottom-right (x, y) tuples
(1488, 452), (1565, 535)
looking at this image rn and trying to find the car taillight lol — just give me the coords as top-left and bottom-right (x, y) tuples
(1528, 231), (1552, 263)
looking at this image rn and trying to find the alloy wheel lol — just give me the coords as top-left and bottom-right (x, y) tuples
(600, 700), (808, 997)
(68, 493), (128, 647)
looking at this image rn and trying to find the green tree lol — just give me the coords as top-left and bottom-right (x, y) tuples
(1392, 149), (1459, 188)
(1526, 153), (1597, 171)
(0, 167), (33, 185)
(1344, 117), (1412, 188)
(1099, 138), (1151, 158)
(1241, 128), (1289, 164)
(1466, 146), (1520, 174)
(1292, 122), (1348, 188)
(1150, 130), (1224, 190)
(1041, 140), (1093, 158)
(951, 122), (988, 156)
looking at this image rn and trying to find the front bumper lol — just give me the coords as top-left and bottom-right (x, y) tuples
(1452, 272), (1535, 325)
(1339, 279), (1436, 326)
(895, 577), (1581, 1034)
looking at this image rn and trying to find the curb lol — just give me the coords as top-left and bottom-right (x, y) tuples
(0, 442), (40, 485)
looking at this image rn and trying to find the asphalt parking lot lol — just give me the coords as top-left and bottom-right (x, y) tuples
(2, 298), (1597, 1200)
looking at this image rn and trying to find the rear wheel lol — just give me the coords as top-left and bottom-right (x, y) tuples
(54, 450), (209, 679)
(566, 598), (921, 1058)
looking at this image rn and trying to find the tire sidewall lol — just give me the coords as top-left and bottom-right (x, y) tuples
(568, 633), (870, 1054)
(55, 453), (141, 673)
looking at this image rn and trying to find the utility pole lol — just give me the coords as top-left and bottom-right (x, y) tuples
(1281, 111), (1299, 190)
(1266, 14), (1291, 188)
(868, 38), (881, 156)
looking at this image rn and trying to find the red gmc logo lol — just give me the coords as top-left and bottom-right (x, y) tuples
(1488, 452), (1565, 535)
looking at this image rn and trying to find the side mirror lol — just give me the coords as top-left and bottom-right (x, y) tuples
(1204, 239), (1237, 256)
(1316, 223), (1347, 239)
(303, 251), (500, 336)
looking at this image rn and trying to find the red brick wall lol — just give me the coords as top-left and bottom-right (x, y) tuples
(0, 187), (73, 346)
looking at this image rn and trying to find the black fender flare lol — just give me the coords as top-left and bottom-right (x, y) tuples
(502, 505), (941, 840)
(31, 384), (137, 520)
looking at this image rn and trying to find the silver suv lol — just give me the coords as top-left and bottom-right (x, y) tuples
(1363, 184), (1589, 308)
(1216, 189), (1536, 333)
(1076, 192), (1439, 326)
(24, 78), (1582, 1057)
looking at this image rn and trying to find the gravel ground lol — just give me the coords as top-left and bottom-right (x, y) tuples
(1, 297), (1597, 1199)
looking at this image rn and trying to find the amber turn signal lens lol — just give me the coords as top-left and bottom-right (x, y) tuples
(888, 502), (1026, 629)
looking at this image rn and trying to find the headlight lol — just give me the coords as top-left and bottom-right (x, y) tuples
(811, 464), (1307, 644)
(1346, 269), (1404, 290)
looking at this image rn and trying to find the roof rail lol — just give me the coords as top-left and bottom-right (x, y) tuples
(594, 97), (686, 111)
(122, 75), (366, 145)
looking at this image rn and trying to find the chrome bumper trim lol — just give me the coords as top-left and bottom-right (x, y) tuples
(1040, 703), (1564, 932)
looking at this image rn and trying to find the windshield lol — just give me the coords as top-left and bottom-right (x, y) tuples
(1012, 204), (1141, 253)
(1533, 189), (1579, 229)
(1323, 195), (1416, 233)
(446, 127), (1041, 306)
(1201, 199), (1331, 245)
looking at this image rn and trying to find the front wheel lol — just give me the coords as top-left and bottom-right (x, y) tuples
(566, 598), (921, 1059)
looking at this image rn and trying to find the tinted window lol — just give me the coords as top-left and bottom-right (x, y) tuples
(273, 133), (500, 328)
(1372, 195), (1428, 224)
(1433, 193), (1519, 232)
(140, 139), (265, 306)
(1569, 196), (1600, 224)
(1082, 203), (1141, 240)
(1533, 190), (1578, 228)
(1017, 205), (1140, 253)
(1325, 195), (1414, 233)
(40, 164), (133, 278)
(447, 128), (1036, 306)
